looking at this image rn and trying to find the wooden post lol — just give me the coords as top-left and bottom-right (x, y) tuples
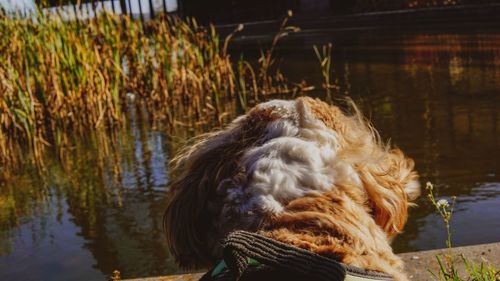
(162, 0), (167, 15)
(100, 0), (106, 12)
(73, 1), (79, 22)
(178, 0), (183, 17)
(148, 0), (155, 19)
(120, 0), (127, 15)
(138, 0), (145, 23)
(90, 0), (97, 17)
(127, 0), (132, 17)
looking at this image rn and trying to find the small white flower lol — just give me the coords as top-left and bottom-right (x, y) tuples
(436, 199), (449, 208)
(426, 182), (433, 190)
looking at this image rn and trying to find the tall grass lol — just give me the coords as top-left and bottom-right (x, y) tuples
(313, 43), (340, 102)
(0, 8), (302, 173)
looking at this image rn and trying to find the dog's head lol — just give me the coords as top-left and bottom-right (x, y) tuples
(164, 97), (419, 268)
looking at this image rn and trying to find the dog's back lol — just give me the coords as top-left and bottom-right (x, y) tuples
(164, 97), (420, 281)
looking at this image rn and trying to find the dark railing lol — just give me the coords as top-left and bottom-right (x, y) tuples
(10, 0), (500, 25)
(31, 0), (178, 23)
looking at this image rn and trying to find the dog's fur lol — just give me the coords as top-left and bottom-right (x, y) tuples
(164, 97), (420, 280)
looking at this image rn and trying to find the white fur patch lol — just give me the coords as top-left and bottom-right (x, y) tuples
(221, 99), (361, 216)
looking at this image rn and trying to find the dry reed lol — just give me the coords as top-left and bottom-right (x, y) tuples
(0, 7), (303, 173)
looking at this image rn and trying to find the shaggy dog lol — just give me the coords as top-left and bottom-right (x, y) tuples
(164, 97), (420, 281)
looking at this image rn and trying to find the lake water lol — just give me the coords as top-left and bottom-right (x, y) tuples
(1, 28), (499, 280)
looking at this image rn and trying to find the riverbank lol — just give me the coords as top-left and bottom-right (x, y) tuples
(124, 242), (500, 281)
(400, 242), (500, 280)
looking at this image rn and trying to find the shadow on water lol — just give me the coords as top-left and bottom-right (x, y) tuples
(0, 29), (499, 280)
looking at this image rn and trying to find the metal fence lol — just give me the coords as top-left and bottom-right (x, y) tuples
(30, 0), (179, 22)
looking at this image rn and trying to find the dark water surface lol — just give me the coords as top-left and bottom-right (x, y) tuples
(1, 30), (500, 280)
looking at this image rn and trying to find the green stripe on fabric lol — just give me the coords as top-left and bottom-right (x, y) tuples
(211, 260), (227, 277)
(211, 258), (260, 277)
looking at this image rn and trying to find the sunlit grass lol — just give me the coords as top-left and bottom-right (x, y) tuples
(0, 7), (303, 173)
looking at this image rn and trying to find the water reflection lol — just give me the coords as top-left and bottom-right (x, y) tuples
(0, 105), (185, 280)
(1, 31), (500, 280)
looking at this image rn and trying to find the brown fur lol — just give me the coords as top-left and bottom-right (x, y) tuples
(164, 107), (278, 267)
(262, 187), (408, 280)
(164, 97), (420, 280)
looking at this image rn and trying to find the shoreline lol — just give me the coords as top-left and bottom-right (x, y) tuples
(217, 3), (500, 39)
(124, 242), (500, 281)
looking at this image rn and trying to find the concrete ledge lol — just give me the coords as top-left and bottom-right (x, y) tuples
(125, 273), (204, 281)
(399, 242), (500, 280)
(126, 242), (500, 281)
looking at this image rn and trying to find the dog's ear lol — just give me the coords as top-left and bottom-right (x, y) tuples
(163, 141), (229, 268)
(298, 97), (420, 237)
(358, 149), (420, 237)
(164, 110), (275, 269)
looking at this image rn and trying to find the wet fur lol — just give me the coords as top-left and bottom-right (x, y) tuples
(164, 97), (420, 280)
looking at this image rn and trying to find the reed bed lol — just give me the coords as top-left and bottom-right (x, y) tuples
(0, 8), (302, 173)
